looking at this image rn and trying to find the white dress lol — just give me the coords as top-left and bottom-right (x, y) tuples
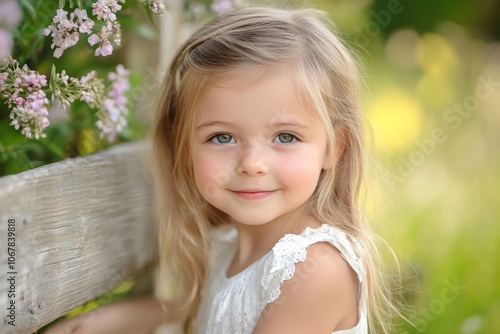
(195, 223), (368, 334)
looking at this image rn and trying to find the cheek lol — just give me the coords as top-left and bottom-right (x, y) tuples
(192, 150), (234, 197)
(277, 153), (323, 189)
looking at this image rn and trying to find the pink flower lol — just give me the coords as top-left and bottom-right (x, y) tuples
(75, 9), (95, 34)
(9, 91), (50, 138)
(80, 70), (97, 85)
(108, 64), (129, 80)
(95, 40), (113, 56)
(88, 1), (123, 56)
(104, 98), (120, 121)
(60, 71), (69, 85)
(53, 9), (68, 24)
(22, 72), (47, 91)
(64, 32), (80, 48)
(74, 8), (88, 20)
(0, 59), (51, 139)
(10, 98), (51, 139)
(95, 64), (130, 142)
(80, 91), (95, 103)
(44, 8), (94, 58)
(54, 48), (64, 59)
(88, 34), (99, 46)
(116, 64), (129, 77)
(92, 0), (122, 22)
(11, 91), (24, 106)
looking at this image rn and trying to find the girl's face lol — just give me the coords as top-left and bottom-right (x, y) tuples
(191, 71), (333, 227)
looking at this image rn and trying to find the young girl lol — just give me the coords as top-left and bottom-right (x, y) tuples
(46, 5), (399, 334)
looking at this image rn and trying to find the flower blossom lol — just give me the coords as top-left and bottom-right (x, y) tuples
(78, 70), (100, 104)
(0, 59), (51, 139)
(43, 8), (95, 58)
(88, 20), (120, 56)
(10, 90), (50, 139)
(95, 64), (130, 142)
(88, 0), (124, 57)
(92, 0), (123, 21)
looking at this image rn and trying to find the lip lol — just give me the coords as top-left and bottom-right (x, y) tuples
(230, 189), (277, 200)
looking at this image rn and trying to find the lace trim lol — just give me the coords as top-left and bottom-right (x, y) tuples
(260, 224), (365, 307)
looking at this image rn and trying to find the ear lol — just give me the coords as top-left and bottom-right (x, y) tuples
(322, 131), (345, 170)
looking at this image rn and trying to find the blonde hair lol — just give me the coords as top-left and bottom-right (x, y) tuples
(152, 4), (402, 333)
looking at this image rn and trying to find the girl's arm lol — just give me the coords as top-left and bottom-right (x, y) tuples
(44, 296), (182, 334)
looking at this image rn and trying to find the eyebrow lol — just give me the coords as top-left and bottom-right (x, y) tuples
(195, 120), (309, 131)
(195, 121), (236, 131)
(272, 121), (310, 130)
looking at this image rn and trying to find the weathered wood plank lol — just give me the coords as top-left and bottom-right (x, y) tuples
(0, 141), (155, 334)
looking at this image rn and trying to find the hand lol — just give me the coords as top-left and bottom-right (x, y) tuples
(43, 312), (96, 334)
(43, 297), (176, 334)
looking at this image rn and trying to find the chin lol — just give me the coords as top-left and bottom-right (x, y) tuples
(226, 213), (277, 227)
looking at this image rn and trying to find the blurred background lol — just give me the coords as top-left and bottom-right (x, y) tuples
(1, 0), (499, 333)
(310, 0), (500, 333)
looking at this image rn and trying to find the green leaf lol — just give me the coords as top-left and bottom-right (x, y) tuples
(2, 148), (33, 175)
(0, 149), (7, 163)
(0, 122), (25, 147)
(37, 137), (66, 159)
(18, 0), (35, 15)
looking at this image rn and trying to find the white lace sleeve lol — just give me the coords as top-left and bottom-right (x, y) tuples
(260, 224), (365, 307)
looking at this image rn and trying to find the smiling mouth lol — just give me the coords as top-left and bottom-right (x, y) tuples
(229, 190), (277, 200)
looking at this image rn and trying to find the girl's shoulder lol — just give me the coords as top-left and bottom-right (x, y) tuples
(261, 223), (366, 308)
(255, 224), (368, 333)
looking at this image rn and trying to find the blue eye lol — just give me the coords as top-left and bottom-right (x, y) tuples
(274, 133), (297, 144)
(210, 134), (234, 144)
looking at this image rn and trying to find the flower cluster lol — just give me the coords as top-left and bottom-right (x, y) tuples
(51, 64), (130, 142)
(0, 59), (50, 139)
(43, 8), (95, 58)
(50, 64), (131, 142)
(44, 0), (130, 58)
(1, 58), (130, 142)
(50, 68), (104, 111)
(88, 0), (125, 56)
(96, 65), (130, 142)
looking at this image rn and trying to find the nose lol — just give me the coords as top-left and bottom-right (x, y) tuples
(236, 146), (268, 176)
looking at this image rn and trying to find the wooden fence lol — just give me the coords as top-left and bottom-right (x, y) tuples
(0, 141), (156, 334)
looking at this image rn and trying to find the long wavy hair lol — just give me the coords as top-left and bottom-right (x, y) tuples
(152, 4), (402, 333)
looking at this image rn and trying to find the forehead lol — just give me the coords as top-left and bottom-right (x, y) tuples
(194, 70), (320, 128)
